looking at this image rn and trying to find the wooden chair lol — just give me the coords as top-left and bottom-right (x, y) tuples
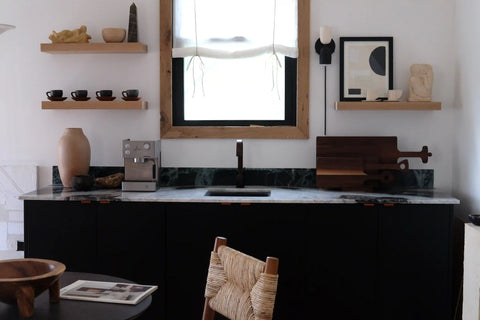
(202, 237), (279, 320)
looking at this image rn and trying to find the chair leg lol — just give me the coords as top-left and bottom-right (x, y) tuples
(202, 297), (215, 320)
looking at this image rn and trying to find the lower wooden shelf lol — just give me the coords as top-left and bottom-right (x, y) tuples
(335, 101), (441, 110)
(42, 100), (148, 110)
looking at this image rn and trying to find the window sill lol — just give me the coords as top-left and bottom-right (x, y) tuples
(159, 121), (309, 139)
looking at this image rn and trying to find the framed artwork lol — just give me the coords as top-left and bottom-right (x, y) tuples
(340, 37), (393, 101)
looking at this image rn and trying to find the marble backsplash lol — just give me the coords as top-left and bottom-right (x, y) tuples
(53, 166), (433, 189)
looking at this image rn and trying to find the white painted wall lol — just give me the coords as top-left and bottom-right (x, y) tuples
(453, 0), (480, 219)
(0, 0), (456, 189)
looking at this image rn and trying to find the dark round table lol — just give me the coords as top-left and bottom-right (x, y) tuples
(0, 272), (152, 320)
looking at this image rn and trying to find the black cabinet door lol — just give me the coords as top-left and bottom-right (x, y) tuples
(378, 204), (453, 320)
(304, 204), (378, 319)
(97, 201), (166, 320)
(165, 202), (306, 320)
(24, 200), (97, 273)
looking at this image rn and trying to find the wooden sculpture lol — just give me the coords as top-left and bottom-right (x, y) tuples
(408, 64), (433, 102)
(49, 25), (91, 43)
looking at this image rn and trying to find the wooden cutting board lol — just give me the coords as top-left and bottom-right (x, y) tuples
(316, 157), (409, 174)
(316, 171), (395, 191)
(316, 136), (432, 163)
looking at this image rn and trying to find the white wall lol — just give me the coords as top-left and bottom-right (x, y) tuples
(453, 0), (480, 219)
(0, 0), (456, 189)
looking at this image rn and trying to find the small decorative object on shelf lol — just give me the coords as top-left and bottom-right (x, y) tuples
(408, 64), (433, 102)
(387, 89), (403, 101)
(128, 2), (138, 42)
(49, 25), (91, 43)
(57, 128), (91, 187)
(102, 28), (126, 43)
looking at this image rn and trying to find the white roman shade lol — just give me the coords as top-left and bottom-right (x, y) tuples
(173, 0), (298, 59)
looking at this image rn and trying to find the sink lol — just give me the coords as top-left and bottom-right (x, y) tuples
(205, 187), (271, 197)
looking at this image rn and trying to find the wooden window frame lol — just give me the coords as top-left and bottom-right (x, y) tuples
(160, 0), (310, 139)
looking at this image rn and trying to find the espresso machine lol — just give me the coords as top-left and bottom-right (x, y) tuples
(122, 139), (161, 191)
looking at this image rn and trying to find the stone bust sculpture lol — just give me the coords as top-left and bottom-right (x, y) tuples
(408, 64), (433, 102)
(49, 25), (91, 43)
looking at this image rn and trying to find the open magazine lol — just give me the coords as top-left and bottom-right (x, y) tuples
(60, 280), (158, 305)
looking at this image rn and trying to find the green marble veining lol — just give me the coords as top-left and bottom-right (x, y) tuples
(52, 166), (433, 189)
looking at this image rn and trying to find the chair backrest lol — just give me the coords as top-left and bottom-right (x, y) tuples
(202, 237), (279, 320)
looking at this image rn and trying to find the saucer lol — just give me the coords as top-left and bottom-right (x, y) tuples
(72, 97), (91, 101)
(47, 97), (67, 101)
(96, 96), (116, 101)
(122, 97), (141, 101)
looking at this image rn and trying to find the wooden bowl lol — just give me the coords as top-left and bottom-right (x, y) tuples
(0, 258), (66, 318)
(102, 28), (126, 43)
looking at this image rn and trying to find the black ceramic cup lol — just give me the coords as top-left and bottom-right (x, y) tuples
(122, 89), (139, 98)
(96, 90), (113, 97)
(71, 90), (88, 98)
(46, 90), (63, 98)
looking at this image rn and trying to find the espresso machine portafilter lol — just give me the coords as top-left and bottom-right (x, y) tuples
(122, 139), (161, 191)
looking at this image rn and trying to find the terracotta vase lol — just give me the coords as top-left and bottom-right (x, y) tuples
(57, 128), (91, 187)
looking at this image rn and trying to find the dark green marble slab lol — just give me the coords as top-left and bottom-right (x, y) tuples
(53, 166), (433, 189)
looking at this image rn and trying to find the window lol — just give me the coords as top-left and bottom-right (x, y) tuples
(160, 0), (310, 139)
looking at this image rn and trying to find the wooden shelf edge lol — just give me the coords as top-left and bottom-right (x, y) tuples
(42, 101), (148, 110)
(40, 42), (148, 54)
(335, 101), (441, 111)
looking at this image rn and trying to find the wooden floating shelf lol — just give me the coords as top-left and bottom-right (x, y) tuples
(40, 42), (148, 54)
(335, 101), (441, 111)
(42, 100), (148, 110)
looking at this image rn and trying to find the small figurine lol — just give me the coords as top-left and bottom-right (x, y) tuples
(128, 2), (138, 42)
(49, 25), (91, 43)
(408, 64), (433, 102)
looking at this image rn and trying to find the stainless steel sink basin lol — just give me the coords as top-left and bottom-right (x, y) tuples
(205, 187), (271, 197)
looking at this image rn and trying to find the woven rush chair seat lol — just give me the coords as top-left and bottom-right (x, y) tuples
(202, 237), (279, 320)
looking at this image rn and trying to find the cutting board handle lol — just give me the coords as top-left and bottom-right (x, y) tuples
(397, 146), (432, 163)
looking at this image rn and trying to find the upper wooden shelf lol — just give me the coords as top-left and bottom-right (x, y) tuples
(40, 42), (148, 54)
(42, 100), (147, 110)
(335, 101), (441, 110)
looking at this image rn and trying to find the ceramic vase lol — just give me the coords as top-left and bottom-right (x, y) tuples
(57, 128), (90, 187)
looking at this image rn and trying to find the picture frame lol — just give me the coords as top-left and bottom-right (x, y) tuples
(340, 37), (393, 101)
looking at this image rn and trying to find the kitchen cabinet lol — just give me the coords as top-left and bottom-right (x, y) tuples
(377, 204), (453, 319)
(24, 200), (166, 320)
(164, 203), (306, 320)
(304, 204), (378, 318)
(96, 201), (165, 320)
(23, 200), (454, 320)
(24, 200), (97, 272)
